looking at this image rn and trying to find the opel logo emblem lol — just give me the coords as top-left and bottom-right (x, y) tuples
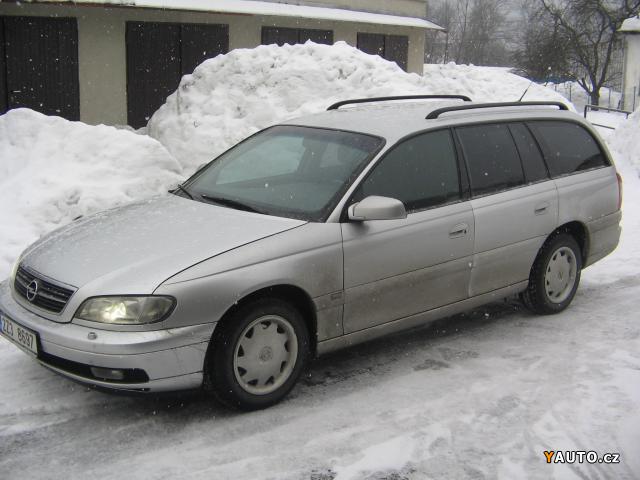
(26, 280), (39, 302)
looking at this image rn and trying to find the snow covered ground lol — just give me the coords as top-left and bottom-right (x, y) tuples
(1, 44), (639, 479)
(545, 82), (623, 112)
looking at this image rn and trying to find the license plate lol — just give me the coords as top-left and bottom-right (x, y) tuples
(0, 312), (39, 356)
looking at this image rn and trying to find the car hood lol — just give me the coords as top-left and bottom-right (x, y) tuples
(20, 195), (306, 293)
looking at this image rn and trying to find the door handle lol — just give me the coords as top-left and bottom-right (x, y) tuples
(449, 223), (469, 238)
(534, 202), (550, 215)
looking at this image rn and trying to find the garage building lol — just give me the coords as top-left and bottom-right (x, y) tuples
(0, 0), (440, 128)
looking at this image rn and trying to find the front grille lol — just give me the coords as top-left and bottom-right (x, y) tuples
(14, 266), (75, 314)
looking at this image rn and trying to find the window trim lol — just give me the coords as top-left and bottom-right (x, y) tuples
(526, 120), (611, 180)
(341, 127), (466, 221)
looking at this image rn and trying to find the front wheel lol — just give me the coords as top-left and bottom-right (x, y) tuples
(521, 233), (582, 315)
(205, 298), (310, 410)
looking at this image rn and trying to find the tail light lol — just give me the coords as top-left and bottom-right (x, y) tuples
(616, 171), (623, 211)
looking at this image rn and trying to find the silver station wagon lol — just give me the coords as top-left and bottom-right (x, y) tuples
(0, 97), (622, 410)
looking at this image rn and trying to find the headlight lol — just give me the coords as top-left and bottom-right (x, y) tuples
(75, 296), (175, 325)
(10, 256), (21, 283)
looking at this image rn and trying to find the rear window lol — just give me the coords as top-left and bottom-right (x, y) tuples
(529, 121), (607, 177)
(456, 124), (525, 196)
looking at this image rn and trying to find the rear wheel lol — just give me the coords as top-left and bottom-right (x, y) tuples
(521, 233), (582, 315)
(205, 298), (310, 410)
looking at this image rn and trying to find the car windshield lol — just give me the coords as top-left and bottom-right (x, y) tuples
(184, 125), (383, 221)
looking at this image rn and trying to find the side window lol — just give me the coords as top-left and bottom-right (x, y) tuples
(357, 130), (461, 211)
(508, 123), (549, 183)
(456, 123), (525, 196)
(530, 121), (608, 177)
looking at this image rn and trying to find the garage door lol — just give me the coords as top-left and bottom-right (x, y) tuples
(0, 16), (80, 120)
(357, 33), (408, 71)
(126, 21), (228, 128)
(261, 27), (333, 46)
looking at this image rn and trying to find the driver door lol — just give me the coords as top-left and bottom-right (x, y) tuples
(341, 129), (475, 334)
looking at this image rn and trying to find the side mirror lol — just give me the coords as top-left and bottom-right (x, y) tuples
(348, 196), (407, 222)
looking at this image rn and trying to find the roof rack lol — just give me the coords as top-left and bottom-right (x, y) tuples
(426, 101), (569, 119)
(327, 95), (472, 111)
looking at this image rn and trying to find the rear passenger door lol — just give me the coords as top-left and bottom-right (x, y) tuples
(455, 123), (558, 296)
(528, 121), (618, 224)
(341, 130), (475, 334)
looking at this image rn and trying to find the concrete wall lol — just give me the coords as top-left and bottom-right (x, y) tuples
(0, 3), (426, 126)
(622, 34), (640, 111)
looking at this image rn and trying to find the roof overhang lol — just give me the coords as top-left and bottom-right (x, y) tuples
(620, 16), (640, 33)
(11, 0), (444, 30)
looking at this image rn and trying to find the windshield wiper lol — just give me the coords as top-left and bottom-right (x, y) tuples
(170, 183), (193, 200)
(200, 194), (261, 213)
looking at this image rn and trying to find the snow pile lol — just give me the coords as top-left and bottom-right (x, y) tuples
(0, 109), (182, 277)
(147, 42), (570, 171)
(422, 63), (571, 105)
(584, 110), (640, 285)
(607, 109), (640, 173)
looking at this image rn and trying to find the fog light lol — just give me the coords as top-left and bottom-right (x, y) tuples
(90, 367), (125, 381)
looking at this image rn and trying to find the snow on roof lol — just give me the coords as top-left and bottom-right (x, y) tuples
(24, 0), (443, 30)
(620, 16), (640, 33)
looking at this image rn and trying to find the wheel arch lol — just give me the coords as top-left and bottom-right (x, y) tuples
(551, 221), (589, 265)
(211, 283), (318, 357)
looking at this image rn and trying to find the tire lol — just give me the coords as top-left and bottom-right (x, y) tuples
(521, 233), (582, 315)
(204, 298), (310, 411)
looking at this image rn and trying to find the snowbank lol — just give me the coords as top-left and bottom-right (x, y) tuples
(607, 109), (640, 173)
(147, 42), (570, 171)
(0, 109), (182, 277)
(422, 63), (571, 105)
(583, 110), (640, 286)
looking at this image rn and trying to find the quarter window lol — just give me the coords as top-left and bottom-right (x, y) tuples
(456, 124), (525, 196)
(357, 130), (461, 212)
(529, 121), (607, 177)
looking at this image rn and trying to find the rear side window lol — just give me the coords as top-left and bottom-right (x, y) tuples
(357, 129), (461, 212)
(508, 123), (548, 183)
(530, 121), (607, 177)
(456, 124), (525, 196)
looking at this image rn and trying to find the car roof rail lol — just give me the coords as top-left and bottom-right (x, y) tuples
(426, 101), (569, 119)
(327, 95), (472, 111)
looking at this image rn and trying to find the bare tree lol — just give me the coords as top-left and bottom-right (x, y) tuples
(463, 0), (507, 65)
(426, 0), (509, 66)
(425, 0), (456, 62)
(538, 0), (640, 105)
(514, 2), (572, 81)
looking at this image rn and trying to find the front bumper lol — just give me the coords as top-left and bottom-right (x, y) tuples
(0, 281), (215, 392)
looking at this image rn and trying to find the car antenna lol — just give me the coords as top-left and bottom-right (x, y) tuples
(518, 80), (534, 102)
